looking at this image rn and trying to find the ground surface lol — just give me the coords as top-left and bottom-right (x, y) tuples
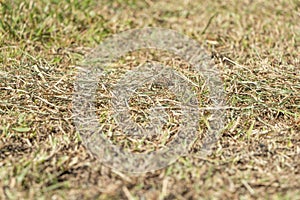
(0, 0), (300, 199)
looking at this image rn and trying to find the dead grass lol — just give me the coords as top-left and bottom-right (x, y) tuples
(0, 0), (299, 199)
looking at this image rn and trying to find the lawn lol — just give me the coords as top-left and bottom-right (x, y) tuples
(0, 0), (299, 199)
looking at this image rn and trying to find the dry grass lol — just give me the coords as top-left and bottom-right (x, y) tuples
(0, 0), (299, 199)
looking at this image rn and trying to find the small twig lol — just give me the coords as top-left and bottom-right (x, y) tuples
(122, 186), (135, 200)
(241, 180), (255, 195)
